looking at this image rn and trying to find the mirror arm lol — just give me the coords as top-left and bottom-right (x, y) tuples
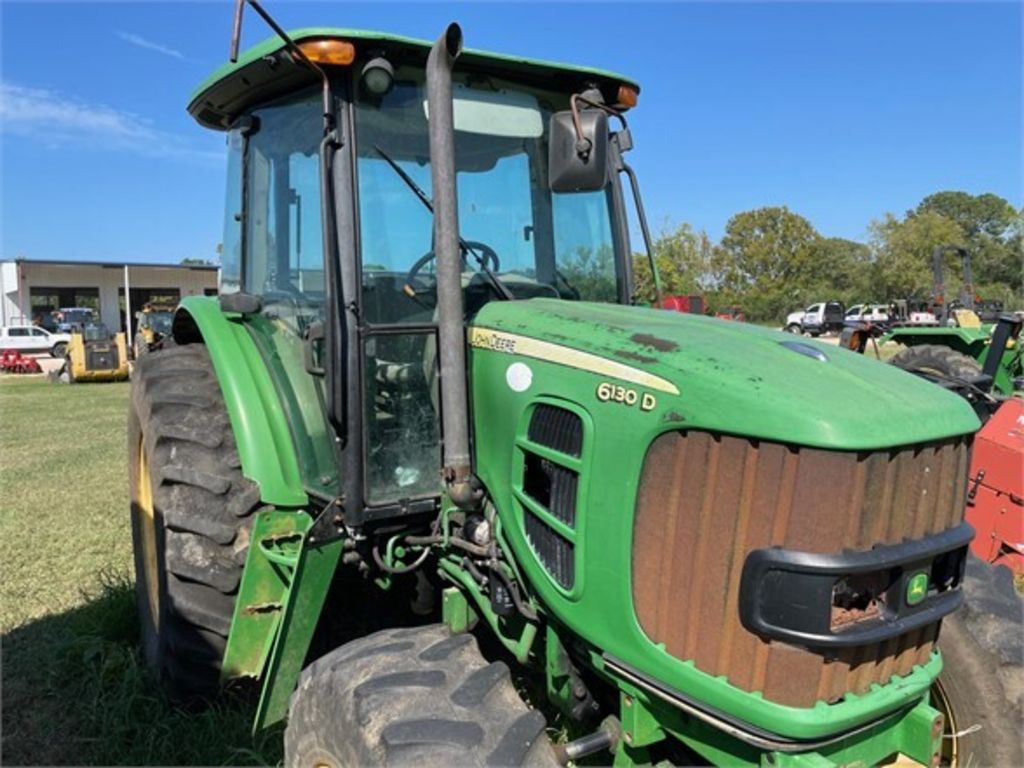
(613, 139), (662, 305)
(230, 0), (335, 135)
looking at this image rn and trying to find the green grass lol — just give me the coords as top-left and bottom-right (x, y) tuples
(0, 377), (279, 765)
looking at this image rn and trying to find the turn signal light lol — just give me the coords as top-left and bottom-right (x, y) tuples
(617, 84), (639, 108)
(297, 39), (356, 66)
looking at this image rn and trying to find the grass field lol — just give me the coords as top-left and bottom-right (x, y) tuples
(0, 376), (280, 766)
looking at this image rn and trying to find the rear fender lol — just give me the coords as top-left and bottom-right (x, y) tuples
(173, 296), (307, 508)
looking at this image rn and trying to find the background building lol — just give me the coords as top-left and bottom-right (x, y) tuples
(0, 258), (218, 334)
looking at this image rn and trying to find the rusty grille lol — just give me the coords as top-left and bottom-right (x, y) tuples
(632, 430), (971, 708)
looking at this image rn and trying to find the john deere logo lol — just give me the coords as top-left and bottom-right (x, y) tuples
(906, 573), (929, 606)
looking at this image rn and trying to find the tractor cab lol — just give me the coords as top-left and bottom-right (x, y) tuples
(189, 28), (644, 513)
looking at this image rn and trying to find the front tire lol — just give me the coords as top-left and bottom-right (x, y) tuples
(934, 555), (1023, 766)
(129, 343), (261, 698)
(51, 342), (67, 358)
(285, 625), (558, 768)
(784, 323), (801, 334)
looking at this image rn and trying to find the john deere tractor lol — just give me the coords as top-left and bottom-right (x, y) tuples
(129, 4), (1019, 766)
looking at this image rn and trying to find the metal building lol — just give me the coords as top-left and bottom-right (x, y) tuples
(0, 258), (218, 335)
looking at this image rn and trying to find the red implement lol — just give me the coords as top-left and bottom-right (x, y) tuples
(966, 398), (1024, 573)
(0, 349), (43, 374)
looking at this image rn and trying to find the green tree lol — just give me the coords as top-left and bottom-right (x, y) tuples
(632, 222), (714, 304)
(711, 206), (821, 322)
(560, 244), (618, 302)
(913, 191), (1021, 288)
(869, 211), (964, 300)
(806, 237), (874, 304)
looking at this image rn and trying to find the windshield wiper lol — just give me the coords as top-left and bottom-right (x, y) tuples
(374, 145), (514, 301)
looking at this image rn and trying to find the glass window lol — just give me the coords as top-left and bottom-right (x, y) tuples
(30, 328), (46, 336)
(355, 71), (622, 326)
(243, 91), (324, 334)
(8, 328), (28, 337)
(220, 129), (244, 294)
(354, 69), (625, 504)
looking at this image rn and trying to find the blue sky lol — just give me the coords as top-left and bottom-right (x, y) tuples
(1, 1), (1020, 265)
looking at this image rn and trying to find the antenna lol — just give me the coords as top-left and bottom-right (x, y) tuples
(229, 0), (245, 62)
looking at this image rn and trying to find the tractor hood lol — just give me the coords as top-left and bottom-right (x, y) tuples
(470, 299), (979, 450)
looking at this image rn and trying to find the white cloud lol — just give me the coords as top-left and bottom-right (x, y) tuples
(115, 30), (184, 60)
(0, 82), (222, 165)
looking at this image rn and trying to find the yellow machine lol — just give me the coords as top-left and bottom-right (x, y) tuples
(133, 303), (175, 358)
(62, 323), (129, 383)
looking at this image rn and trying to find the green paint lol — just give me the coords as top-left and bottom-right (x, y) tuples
(255, 528), (344, 731)
(245, 315), (340, 498)
(190, 27), (638, 129)
(222, 510), (312, 680)
(906, 572), (929, 606)
(441, 586), (478, 635)
(437, 556), (538, 664)
(473, 299), (979, 451)
(177, 297), (307, 507)
(469, 296), (968, 740)
(608, 675), (942, 767)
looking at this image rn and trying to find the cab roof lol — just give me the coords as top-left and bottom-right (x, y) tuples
(188, 27), (639, 130)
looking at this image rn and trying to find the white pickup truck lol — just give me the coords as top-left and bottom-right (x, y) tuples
(784, 301), (845, 336)
(0, 325), (71, 357)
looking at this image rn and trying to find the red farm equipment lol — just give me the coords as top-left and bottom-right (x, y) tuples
(966, 398), (1024, 573)
(0, 349), (42, 374)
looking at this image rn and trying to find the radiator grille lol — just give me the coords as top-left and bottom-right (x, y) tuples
(518, 404), (582, 590)
(524, 511), (575, 590)
(528, 404), (583, 457)
(523, 453), (578, 527)
(632, 430), (971, 707)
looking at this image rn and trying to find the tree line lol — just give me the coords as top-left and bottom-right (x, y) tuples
(632, 190), (1023, 323)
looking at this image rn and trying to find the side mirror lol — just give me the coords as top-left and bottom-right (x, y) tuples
(548, 110), (608, 192)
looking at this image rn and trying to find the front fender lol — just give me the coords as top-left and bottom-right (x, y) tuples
(174, 296), (307, 508)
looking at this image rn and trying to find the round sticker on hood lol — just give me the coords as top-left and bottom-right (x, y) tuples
(506, 362), (533, 392)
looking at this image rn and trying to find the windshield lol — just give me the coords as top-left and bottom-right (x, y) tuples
(355, 68), (623, 326)
(147, 312), (174, 335)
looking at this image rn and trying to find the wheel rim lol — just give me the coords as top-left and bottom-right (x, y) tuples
(136, 439), (161, 629)
(931, 679), (960, 766)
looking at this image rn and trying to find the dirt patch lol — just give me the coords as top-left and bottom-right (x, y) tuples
(630, 333), (679, 353)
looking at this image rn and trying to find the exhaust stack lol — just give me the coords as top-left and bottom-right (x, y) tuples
(426, 23), (482, 510)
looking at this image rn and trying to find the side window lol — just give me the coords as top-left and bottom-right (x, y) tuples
(8, 328), (28, 337)
(243, 93), (323, 318)
(31, 328), (46, 337)
(220, 129), (244, 294)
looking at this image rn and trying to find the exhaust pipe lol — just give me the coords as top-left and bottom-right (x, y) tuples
(426, 23), (482, 510)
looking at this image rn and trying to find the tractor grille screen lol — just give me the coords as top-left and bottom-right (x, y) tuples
(516, 404), (583, 590)
(524, 511), (575, 590)
(523, 453), (578, 527)
(528, 404), (583, 457)
(632, 430), (971, 707)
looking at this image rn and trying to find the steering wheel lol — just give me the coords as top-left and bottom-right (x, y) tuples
(405, 241), (501, 287)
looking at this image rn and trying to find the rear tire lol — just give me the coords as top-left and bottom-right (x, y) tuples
(129, 342), (261, 698)
(285, 625), (558, 768)
(890, 345), (982, 381)
(934, 555), (1023, 766)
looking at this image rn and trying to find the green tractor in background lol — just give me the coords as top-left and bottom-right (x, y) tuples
(129, 3), (1020, 765)
(884, 245), (1023, 396)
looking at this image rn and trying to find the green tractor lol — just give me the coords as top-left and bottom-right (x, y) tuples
(129, 4), (1017, 766)
(883, 245), (1023, 396)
